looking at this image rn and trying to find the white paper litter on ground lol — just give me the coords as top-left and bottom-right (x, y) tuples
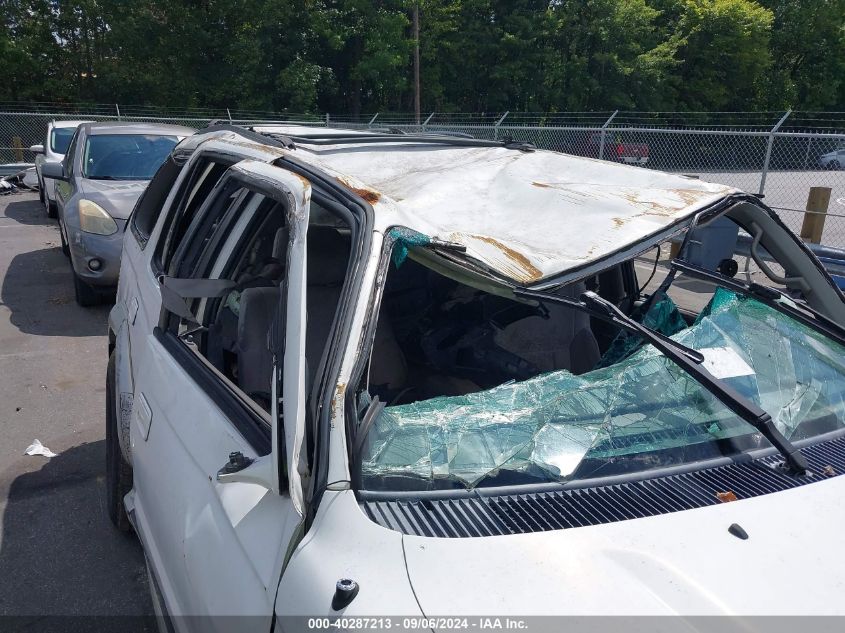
(24, 439), (58, 458)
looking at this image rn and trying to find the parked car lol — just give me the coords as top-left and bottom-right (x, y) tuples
(42, 122), (194, 305)
(108, 124), (845, 629)
(607, 135), (650, 164)
(29, 119), (91, 217)
(557, 131), (650, 164)
(819, 147), (845, 170)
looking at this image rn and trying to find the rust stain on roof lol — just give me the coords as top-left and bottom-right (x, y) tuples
(227, 139), (287, 157)
(335, 176), (381, 204)
(294, 172), (311, 188)
(617, 187), (718, 218)
(474, 235), (543, 283)
(672, 188), (713, 206)
(352, 187), (380, 204)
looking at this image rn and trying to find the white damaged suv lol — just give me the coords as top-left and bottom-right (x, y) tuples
(108, 124), (845, 631)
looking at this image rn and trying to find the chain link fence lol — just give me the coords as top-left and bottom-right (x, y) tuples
(3, 104), (844, 250)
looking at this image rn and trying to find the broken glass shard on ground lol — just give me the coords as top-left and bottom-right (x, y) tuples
(360, 289), (845, 489)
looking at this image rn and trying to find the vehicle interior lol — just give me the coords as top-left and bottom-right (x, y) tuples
(365, 256), (624, 406)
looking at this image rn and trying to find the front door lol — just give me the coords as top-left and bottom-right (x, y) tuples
(129, 160), (311, 632)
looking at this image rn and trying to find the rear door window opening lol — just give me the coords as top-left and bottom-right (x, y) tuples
(350, 205), (845, 493)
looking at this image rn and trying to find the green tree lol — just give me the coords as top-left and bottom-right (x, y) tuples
(0, 0), (841, 114)
(761, 0), (845, 110)
(312, 0), (410, 115)
(656, 0), (775, 111)
(545, 0), (673, 111)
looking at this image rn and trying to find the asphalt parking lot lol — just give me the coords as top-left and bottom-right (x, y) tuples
(0, 191), (153, 622)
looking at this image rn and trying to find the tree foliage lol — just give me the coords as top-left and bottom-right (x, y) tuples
(0, 0), (842, 113)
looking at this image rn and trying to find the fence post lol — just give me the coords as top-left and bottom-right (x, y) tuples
(115, 103), (121, 121)
(226, 108), (233, 124)
(598, 110), (618, 161)
(494, 111), (509, 141)
(325, 113), (330, 127)
(422, 111), (435, 133)
(759, 109), (791, 194)
(12, 136), (23, 162)
(368, 113), (379, 129)
(803, 136), (812, 170)
(800, 186), (832, 244)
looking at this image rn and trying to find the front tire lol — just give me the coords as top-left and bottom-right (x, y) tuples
(106, 353), (133, 533)
(73, 272), (100, 307)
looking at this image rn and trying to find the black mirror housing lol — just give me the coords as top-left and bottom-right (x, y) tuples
(42, 161), (68, 181)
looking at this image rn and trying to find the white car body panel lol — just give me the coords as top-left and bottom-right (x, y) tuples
(130, 336), (293, 621)
(402, 475), (845, 615)
(34, 120), (91, 203)
(275, 491), (423, 618)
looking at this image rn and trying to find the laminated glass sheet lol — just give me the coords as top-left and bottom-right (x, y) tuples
(360, 290), (845, 488)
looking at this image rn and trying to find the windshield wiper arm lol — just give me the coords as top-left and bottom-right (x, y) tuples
(672, 259), (845, 347)
(514, 287), (809, 475)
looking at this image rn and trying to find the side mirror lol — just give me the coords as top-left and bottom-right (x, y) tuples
(29, 144), (44, 154)
(42, 161), (68, 181)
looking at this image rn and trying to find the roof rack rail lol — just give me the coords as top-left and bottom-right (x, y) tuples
(195, 122), (536, 153)
(263, 132), (536, 152)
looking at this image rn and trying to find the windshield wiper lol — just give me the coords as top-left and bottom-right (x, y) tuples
(672, 259), (845, 347)
(514, 287), (810, 475)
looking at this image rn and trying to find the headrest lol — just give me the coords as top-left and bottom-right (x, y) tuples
(307, 228), (350, 286)
(237, 287), (282, 353)
(272, 227), (289, 260)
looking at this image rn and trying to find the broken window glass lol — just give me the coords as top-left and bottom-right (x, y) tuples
(360, 289), (845, 490)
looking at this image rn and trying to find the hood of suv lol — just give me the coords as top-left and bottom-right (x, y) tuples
(402, 475), (845, 615)
(80, 178), (147, 220)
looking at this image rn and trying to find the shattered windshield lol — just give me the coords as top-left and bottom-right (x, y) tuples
(359, 288), (845, 490)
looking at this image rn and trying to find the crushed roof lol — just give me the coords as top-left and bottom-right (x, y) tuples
(244, 125), (740, 281)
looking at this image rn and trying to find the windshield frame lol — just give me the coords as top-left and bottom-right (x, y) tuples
(81, 133), (180, 181)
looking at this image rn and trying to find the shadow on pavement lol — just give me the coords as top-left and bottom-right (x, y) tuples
(1, 245), (110, 337)
(3, 199), (55, 227)
(0, 440), (154, 627)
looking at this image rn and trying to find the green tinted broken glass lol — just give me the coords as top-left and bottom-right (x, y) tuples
(360, 289), (845, 489)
